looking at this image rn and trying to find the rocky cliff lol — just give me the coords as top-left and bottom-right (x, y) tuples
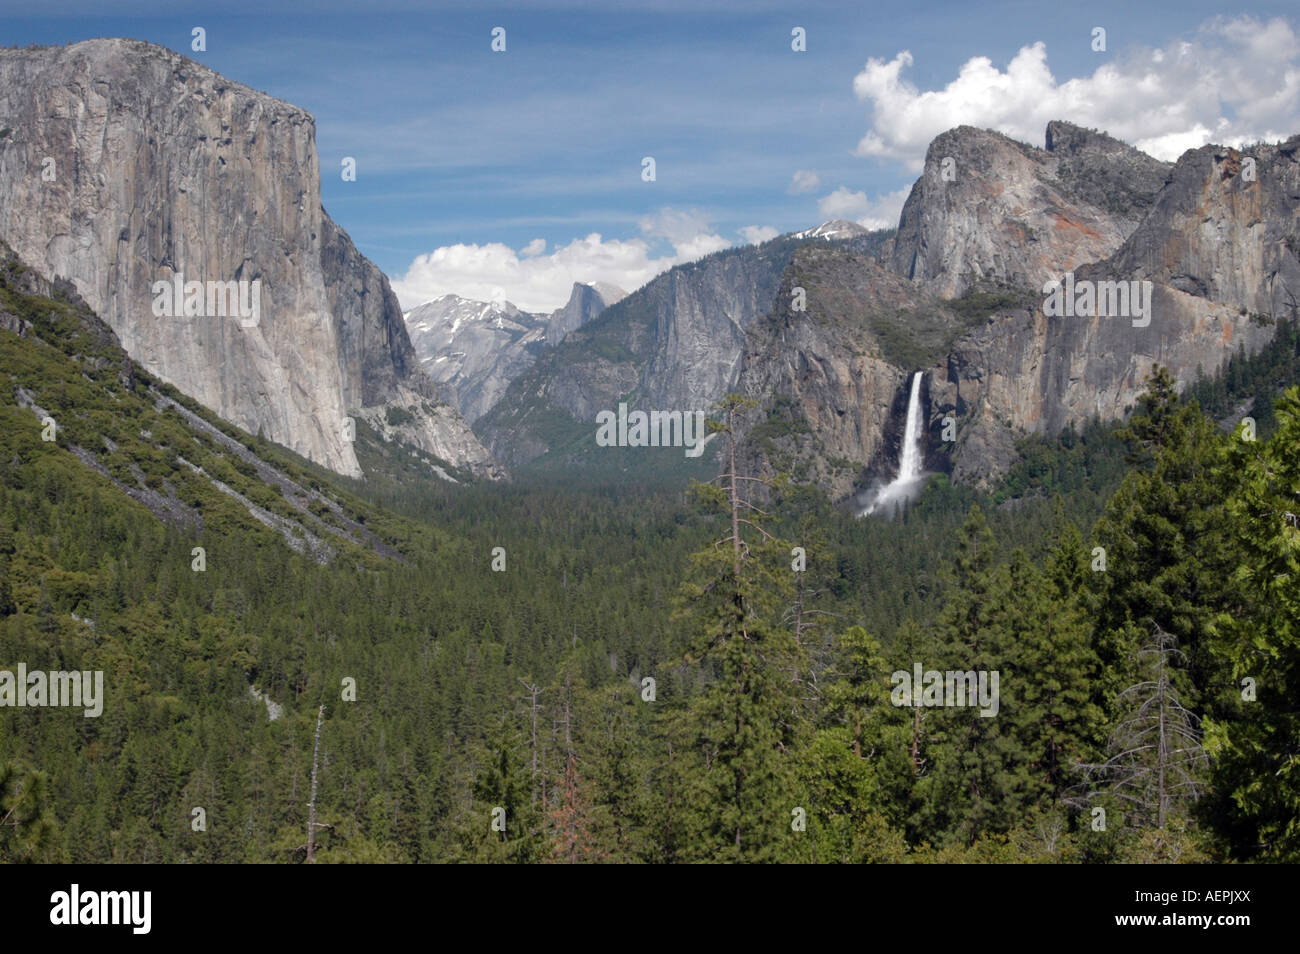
(1103, 137), (1300, 317)
(547, 281), (626, 343)
(0, 240), (409, 561)
(482, 122), (1294, 497)
(0, 38), (499, 479)
(734, 245), (963, 499)
(478, 228), (894, 465)
(937, 136), (1300, 486)
(738, 126), (1290, 495)
(888, 122), (1171, 298)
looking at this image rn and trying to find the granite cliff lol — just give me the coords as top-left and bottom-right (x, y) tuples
(0, 38), (500, 480)
(483, 121), (1296, 502)
(477, 228), (894, 465)
(741, 125), (1292, 494)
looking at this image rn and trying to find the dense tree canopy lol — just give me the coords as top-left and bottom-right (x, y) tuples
(4, 261), (1299, 863)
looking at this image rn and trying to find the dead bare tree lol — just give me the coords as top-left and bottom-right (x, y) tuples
(519, 679), (544, 807)
(304, 705), (329, 863)
(780, 542), (839, 707)
(1071, 626), (1208, 829)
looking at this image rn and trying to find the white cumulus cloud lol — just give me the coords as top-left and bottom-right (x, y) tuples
(788, 170), (821, 194)
(392, 208), (734, 312)
(738, 225), (779, 245)
(817, 186), (911, 231)
(637, 208), (731, 262)
(852, 15), (1300, 169)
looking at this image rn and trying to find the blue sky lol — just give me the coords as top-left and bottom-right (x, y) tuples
(3, 1), (1299, 310)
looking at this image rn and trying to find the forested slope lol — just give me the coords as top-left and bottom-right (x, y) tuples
(3, 245), (1299, 862)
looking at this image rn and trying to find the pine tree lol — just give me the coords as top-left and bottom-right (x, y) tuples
(0, 761), (54, 862)
(1092, 372), (1234, 715)
(674, 395), (804, 862)
(802, 624), (913, 860)
(587, 688), (648, 863)
(461, 717), (544, 863)
(1114, 364), (1181, 466)
(1206, 386), (1300, 860)
(1001, 550), (1104, 805)
(914, 506), (1019, 846)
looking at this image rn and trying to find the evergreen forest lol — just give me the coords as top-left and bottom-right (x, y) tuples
(3, 256), (1300, 864)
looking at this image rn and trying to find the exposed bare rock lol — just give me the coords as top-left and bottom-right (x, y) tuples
(1102, 136), (1300, 317)
(937, 285), (1274, 489)
(477, 231), (895, 465)
(480, 120), (1295, 495)
(0, 38), (499, 480)
(354, 397), (507, 481)
(547, 281), (626, 343)
(889, 122), (1171, 298)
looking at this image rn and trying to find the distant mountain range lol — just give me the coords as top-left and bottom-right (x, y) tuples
(403, 281), (625, 423)
(2, 38), (1296, 506)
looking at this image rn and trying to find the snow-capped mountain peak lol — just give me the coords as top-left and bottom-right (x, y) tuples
(790, 219), (872, 241)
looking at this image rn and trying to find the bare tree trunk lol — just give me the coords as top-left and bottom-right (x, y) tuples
(520, 680), (542, 807)
(562, 688), (575, 863)
(306, 704), (324, 864)
(1157, 651), (1168, 829)
(910, 705), (923, 775)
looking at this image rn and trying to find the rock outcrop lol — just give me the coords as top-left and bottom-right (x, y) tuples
(936, 285), (1274, 487)
(547, 281), (626, 343)
(889, 122), (1171, 298)
(1103, 136), (1300, 317)
(482, 122), (1295, 497)
(0, 38), (499, 479)
(937, 135), (1299, 486)
(738, 127), (1290, 494)
(478, 228), (894, 465)
(735, 246), (955, 499)
(0, 240), (408, 561)
(405, 295), (547, 424)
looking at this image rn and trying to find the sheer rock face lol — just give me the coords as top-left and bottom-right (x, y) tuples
(734, 250), (928, 500)
(740, 252), (1273, 495)
(1102, 136), (1300, 317)
(547, 282), (626, 343)
(483, 122), (1183, 475)
(737, 124), (1290, 496)
(0, 38), (498, 479)
(405, 295), (546, 424)
(936, 137), (1298, 488)
(938, 286), (1274, 488)
(889, 122), (1172, 299)
(477, 233), (840, 465)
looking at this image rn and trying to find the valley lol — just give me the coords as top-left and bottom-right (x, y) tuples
(1, 22), (1299, 869)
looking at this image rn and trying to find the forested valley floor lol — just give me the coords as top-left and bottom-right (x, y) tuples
(3, 258), (1300, 862)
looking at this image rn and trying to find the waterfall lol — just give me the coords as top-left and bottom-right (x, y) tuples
(863, 371), (926, 516)
(895, 371), (925, 484)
